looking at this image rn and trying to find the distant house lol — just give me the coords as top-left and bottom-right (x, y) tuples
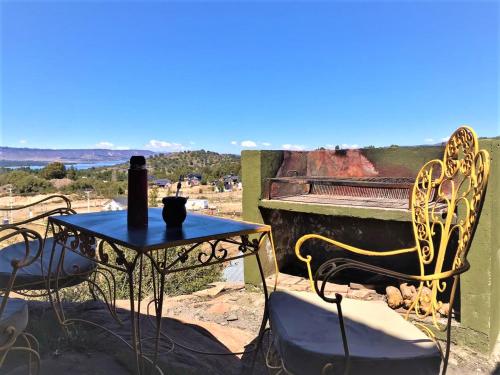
(151, 179), (171, 188)
(222, 174), (240, 191)
(223, 181), (232, 192)
(187, 177), (201, 186)
(185, 199), (209, 211)
(103, 197), (128, 211)
(224, 174), (240, 184)
(187, 173), (202, 180)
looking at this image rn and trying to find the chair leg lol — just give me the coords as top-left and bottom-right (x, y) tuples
(20, 332), (40, 375)
(1, 332), (41, 375)
(263, 329), (286, 375)
(441, 277), (459, 375)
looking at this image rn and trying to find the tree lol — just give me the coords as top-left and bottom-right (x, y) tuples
(41, 162), (67, 179)
(67, 167), (78, 180)
(149, 186), (159, 207)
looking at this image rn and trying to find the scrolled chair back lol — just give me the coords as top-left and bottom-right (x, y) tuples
(410, 126), (490, 327)
(0, 194), (75, 228)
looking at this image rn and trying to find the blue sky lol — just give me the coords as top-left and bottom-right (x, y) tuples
(1, 1), (498, 153)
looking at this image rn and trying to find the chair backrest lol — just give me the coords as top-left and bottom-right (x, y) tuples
(409, 126), (490, 323)
(0, 195), (74, 316)
(0, 194), (74, 229)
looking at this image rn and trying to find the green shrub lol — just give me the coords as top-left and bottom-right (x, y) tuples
(57, 245), (222, 303)
(0, 170), (54, 194)
(40, 162), (67, 179)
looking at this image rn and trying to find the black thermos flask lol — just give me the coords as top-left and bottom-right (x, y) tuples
(127, 156), (148, 228)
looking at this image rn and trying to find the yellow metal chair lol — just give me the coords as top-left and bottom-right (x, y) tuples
(267, 126), (490, 375)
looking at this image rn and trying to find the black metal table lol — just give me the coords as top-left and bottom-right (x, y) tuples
(46, 208), (276, 375)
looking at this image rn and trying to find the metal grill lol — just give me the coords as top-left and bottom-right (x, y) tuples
(265, 176), (428, 210)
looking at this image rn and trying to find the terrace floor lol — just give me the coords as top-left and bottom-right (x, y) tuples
(5, 280), (500, 375)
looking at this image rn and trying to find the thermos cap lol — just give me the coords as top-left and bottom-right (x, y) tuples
(130, 155), (146, 169)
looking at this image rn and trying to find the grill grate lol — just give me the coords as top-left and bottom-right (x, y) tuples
(265, 176), (429, 210)
(310, 185), (411, 200)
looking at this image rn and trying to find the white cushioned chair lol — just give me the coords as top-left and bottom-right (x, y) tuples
(267, 126), (491, 375)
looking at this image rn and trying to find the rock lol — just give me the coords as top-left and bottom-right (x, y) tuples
(399, 283), (417, 301)
(275, 273), (304, 286)
(386, 286), (403, 309)
(419, 286), (433, 314)
(226, 314), (238, 321)
(448, 357), (459, 367)
(206, 302), (232, 315)
(347, 289), (376, 300)
(349, 282), (375, 290)
(403, 299), (414, 309)
(439, 303), (450, 317)
(208, 281), (245, 291)
(324, 282), (349, 294)
(193, 283), (225, 298)
(293, 279), (311, 291)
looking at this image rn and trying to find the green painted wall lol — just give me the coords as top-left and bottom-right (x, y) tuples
(491, 138), (500, 352)
(242, 140), (500, 353)
(242, 150), (283, 284)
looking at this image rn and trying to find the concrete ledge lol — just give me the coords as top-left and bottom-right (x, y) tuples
(259, 199), (413, 222)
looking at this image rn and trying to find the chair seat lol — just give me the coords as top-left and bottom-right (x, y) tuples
(269, 290), (441, 375)
(0, 237), (97, 291)
(0, 298), (28, 343)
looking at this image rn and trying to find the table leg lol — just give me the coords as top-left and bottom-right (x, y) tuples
(148, 252), (166, 375)
(127, 253), (167, 375)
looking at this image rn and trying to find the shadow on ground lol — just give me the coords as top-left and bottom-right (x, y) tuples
(4, 300), (268, 375)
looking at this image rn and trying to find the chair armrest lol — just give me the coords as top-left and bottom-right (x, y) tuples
(295, 233), (417, 290)
(315, 257), (468, 285)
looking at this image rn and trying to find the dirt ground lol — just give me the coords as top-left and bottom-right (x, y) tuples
(4, 282), (500, 375)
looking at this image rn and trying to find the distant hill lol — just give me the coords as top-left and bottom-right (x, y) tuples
(147, 150), (240, 182)
(0, 147), (156, 164)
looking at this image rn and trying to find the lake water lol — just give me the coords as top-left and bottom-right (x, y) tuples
(3, 160), (126, 170)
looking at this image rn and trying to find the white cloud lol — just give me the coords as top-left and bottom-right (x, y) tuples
(325, 144), (358, 149)
(19, 139), (27, 144)
(95, 141), (131, 150)
(230, 140), (238, 145)
(261, 142), (272, 147)
(189, 141), (196, 145)
(282, 144), (306, 151)
(144, 139), (185, 152)
(96, 141), (114, 148)
(241, 140), (257, 147)
(341, 143), (359, 149)
(441, 137), (450, 142)
(424, 138), (435, 144)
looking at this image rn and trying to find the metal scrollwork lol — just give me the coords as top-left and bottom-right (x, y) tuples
(239, 235), (250, 253)
(408, 126), (491, 328)
(177, 248), (189, 263)
(79, 233), (97, 258)
(198, 240), (228, 264)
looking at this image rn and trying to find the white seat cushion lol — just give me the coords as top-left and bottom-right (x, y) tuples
(269, 290), (441, 375)
(0, 237), (97, 290)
